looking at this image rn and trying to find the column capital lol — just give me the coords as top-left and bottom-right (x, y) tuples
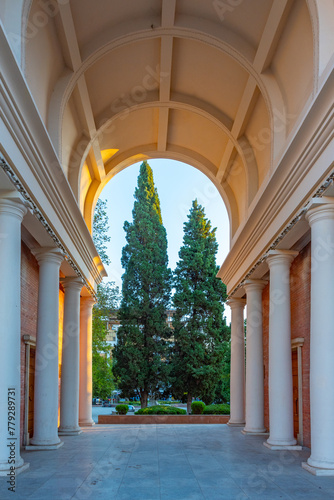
(243, 279), (268, 293)
(266, 249), (298, 268)
(227, 297), (246, 310)
(0, 196), (27, 220)
(32, 247), (64, 266)
(306, 197), (334, 226)
(60, 276), (84, 291)
(80, 295), (96, 308)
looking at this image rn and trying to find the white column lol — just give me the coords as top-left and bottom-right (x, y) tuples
(264, 250), (301, 450)
(303, 199), (334, 475)
(0, 197), (28, 475)
(29, 247), (64, 450)
(79, 296), (96, 427)
(227, 298), (246, 426)
(243, 280), (267, 434)
(58, 277), (83, 435)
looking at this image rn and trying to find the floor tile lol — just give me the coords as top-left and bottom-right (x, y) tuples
(0, 424), (333, 500)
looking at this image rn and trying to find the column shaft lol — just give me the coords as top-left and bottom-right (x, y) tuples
(59, 278), (83, 435)
(29, 248), (64, 449)
(227, 298), (246, 426)
(243, 280), (267, 434)
(0, 198), (28, 474)
(79, 297), (95, 427)
(303, 201), (334, 474)
(265, 250), (300, 449)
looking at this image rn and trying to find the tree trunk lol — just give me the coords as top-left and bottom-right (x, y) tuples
(141, 391), (148, 409)
(187, 393), (192, 414)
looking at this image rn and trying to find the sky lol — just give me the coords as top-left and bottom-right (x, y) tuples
(100, 158), (231, 322)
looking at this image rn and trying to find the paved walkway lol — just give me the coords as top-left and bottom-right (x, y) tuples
(1, 425), (334, 500)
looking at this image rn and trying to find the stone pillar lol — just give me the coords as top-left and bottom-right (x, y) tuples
(29, 247), (64, 450)
(0, 197), (29, 475)
(243, 280), (267, 434)
(264, 250), (301, 450)
(227, 298), (246, 426)
(303, 199), (334, 475)
(58, 277), (83, 435)
(79, 296), (96, 427)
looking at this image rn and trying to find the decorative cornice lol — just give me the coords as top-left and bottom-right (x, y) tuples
(0, 155), (97, 300)
(228, 169), (334, 298)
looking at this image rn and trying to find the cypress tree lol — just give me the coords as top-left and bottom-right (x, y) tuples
(112, 161), (172, 408)
(172, 199), (227, 413)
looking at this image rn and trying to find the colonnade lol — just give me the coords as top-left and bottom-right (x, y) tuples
(1, 194), (334, 476)
(0, 196), (95, 474)
(228, 198), (334, 475)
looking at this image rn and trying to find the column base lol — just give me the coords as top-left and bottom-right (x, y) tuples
(26, 441), (64, 451)
(79, 420), (95, 427)
(228, 421), (245, 427)
(242, 428), (268, 436)
(0, 461), (30, 476)
(263, 441), (302, 451)
(58, 428), (83, 436)
(302, 462), (334, 476)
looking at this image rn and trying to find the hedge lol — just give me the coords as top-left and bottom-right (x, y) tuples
(203, 404), (230, 415)
(135, 405), (186, 415)
(115, 404), (129, 415)
(191, 401), (205, 414)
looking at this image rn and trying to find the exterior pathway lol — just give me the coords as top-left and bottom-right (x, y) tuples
(0, 424), (333, 499)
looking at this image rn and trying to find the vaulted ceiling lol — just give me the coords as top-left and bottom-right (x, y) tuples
(13, 0), (332, 238)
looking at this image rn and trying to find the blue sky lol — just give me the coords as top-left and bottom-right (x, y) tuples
(100, 159), (231, 321)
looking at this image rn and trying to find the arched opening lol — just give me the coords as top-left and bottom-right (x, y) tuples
(92, 157), (232, 412)
(20, 0), (319, 247)
(97, 158), (230, 290)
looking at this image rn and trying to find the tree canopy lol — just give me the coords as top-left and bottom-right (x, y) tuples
(171, 199), (228, 413)
(112, 161), (172, 408)
(93, 198), (111, 266)
(92, 198), (119, 399)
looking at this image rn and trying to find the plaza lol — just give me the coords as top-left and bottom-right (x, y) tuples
(1, 424), (334, 500)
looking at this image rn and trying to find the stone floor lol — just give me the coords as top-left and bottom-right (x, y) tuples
(0, 424), (334, 500)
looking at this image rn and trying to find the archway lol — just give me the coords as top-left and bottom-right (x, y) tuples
(98, 158), (230, 287)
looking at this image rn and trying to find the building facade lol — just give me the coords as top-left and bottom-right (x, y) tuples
(106, 313), (121, 351)
(0, 0), (333, 477)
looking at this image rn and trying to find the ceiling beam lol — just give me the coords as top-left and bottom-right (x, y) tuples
(158, 36), (173, 151)
(216, 0), (291, 181)
(160, 36), (173, 102)
(157, 108), (169, 151)
(56, 0), (81, 71)
(161, 0), (176, 28)
(157, 0), (176, 151)
(253, 0), (293, 73)
(56, 0), (105, 180)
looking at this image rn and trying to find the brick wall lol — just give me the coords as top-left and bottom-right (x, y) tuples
(262, 283), (270, 432)
(290, 243), (311, 448)
(20, 242), (39, 445)
(262, 243), (311, 448)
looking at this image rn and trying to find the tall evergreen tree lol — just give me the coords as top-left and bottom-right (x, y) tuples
(113, 161), (172, 408)
(171, 199), (227, 413)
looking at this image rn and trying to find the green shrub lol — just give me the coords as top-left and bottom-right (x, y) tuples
(135, 405), (186, 415)
(203, 404), (230, 415)
(116, 404), (129, 415)
(191, 401), (205, 414)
